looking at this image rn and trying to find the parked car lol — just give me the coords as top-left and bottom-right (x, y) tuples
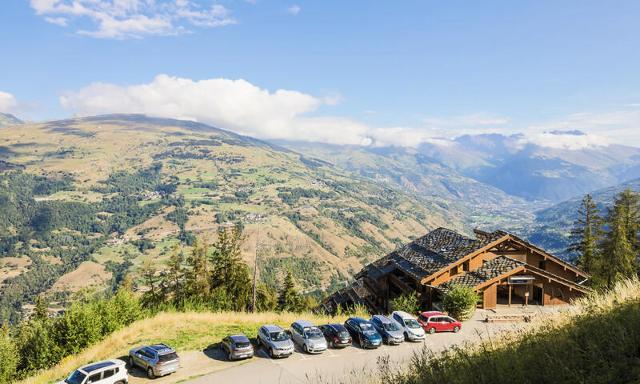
(58, 360), (127, 384)
(257, 324), (295, 358)
(221, 334), (254, 361)
(318, 323), (352, 348)
(391, 311), (426, 341)
(344, 317), (382, 349)
(290, 320), (328, 354)
(128, 344), (180, 379)
(370, 315), (405, 345)
(418, 311), (462, 334)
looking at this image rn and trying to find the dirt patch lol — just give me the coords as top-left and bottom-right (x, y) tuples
(50, 261), (112, 293)
(0, 256), (32, 284)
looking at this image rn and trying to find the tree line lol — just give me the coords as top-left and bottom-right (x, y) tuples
(569, 188), (640, 288)
(140, 226), (317, 313)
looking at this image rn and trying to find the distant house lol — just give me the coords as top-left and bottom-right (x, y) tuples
(322, 228), (590, 313)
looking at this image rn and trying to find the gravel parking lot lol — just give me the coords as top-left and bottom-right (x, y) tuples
(128, 307), (553, 384)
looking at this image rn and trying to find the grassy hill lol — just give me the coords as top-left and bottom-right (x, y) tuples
(0, 114), (467, 320)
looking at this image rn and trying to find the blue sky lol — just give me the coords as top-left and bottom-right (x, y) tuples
(1, 0), (640, 146)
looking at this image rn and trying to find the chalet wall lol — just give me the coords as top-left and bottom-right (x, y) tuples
(482, 284), (497, 309)
(542, 279), (582, 306)
(524, 251), (582, 282)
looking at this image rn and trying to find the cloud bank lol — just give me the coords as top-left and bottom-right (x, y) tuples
(0, 91), (18, 113)
(59, 75), (640, 149)
(30, 0), (236, 39)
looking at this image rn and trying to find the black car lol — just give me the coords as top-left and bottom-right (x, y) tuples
(319, 323), (352, 348)
(344, 317), (382, 349)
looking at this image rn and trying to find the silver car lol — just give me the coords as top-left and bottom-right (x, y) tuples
(221, 334), (254, 361)
(371, 315), (405, 345)
(290, 320), (328, 354)
(128, 344), (179, 379)
(391, 311), (426, 342)
(257, 324), (295, 358)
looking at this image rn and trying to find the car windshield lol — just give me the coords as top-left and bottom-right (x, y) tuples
(304, 327), (324, 339)
(383, 322), (401, 331)
(359, 323), (374, 332)
(404, 319), (421, 329)
(158, 352), (178, 362)
(65, 370), (86, 384)
(270, 331), (289, 341)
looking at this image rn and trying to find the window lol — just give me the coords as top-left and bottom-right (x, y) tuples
(462, 260), (470, 272)
(539, 260), (546, 270)
(103, 369), (115, 379)
(86, 373), (101, 384)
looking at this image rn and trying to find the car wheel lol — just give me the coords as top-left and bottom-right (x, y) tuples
(269, 347), (275, 359)
(128, 356), (135, 369)
(358, 335), (363, 347)
(303, 344), (309, 354)
(147, 367), (155, 379)
(228, 350), (234, 361)
(453, 326), (460, 333)
(330, 340), (335, 348)
(428, 327), (436, 334)
(404, 332), (409, 341)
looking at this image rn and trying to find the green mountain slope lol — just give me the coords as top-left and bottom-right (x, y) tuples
(524, 178), (640, 258)
(0, 114), (466, 320)
(275, 141), (538, 232)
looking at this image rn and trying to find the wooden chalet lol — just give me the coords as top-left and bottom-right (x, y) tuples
(322, 228), (590, 314)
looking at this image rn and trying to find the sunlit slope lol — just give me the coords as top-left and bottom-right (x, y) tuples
(0, 114), (464, 296)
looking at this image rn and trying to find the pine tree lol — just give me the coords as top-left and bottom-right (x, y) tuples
(601, 192), (638, 287)
(140, 260), (161, 307)
(33, 295), (49, 321)
(278, 270), (302, 312)
(210, 226), (252, 311)
(616, 188), (640, 253)
(185, 238), (211, 300)
(165, 245), (186, 305)
(568, 194), (603, 274)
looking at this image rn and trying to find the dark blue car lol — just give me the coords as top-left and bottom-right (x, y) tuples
(344, 317), (382, 349)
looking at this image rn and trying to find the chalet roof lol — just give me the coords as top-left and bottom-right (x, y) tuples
(372, 227), (505, 280)
(440, 256), (524, 289)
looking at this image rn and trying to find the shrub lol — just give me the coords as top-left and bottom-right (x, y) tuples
(441, 285), (479, 320)
(0, 327), (18, 384)
(390, 293), (420, 314)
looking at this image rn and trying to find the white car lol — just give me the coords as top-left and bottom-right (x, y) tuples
(58, 360), (127, 384)
(391, 311), (426, 342)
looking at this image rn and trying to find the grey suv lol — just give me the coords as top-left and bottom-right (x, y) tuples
(290, 320), (328, 354)
(221, 334), (254, 361)
(257, 324), (295, 358)
(128, 344), (179, 379)
(371, 315), (405, 345)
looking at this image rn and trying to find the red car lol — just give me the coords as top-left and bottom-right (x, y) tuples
(418, 311), (462, 334)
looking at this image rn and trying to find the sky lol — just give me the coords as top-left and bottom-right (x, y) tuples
(1, 0), (640, 147)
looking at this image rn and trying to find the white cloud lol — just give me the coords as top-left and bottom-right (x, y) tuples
(287, 5), (301, 15)
(0, 91), (18, 113)
(30, 0), (236, 39)
(60, 75), (376, 145)
(58, 75), (640, 149)
(525, 110), (640, 148)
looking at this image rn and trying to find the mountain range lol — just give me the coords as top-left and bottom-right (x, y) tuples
(1, 113), (639, 319)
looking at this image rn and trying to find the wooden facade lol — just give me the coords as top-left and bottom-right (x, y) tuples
(322, 228), (590, 314)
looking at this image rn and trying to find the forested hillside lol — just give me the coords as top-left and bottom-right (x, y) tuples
(0, 114), (467, 322)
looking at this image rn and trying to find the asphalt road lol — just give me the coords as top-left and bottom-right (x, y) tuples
(183, 311), (527, 384)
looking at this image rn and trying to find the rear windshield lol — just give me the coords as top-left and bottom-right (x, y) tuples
(158, 352), (178, 362)
(235, 341), (251, 348)
(338, 331), (350, 339)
